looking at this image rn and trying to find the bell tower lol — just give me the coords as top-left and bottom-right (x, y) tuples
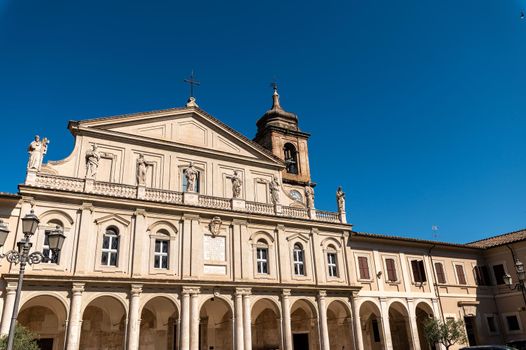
(254, 86), (312, 186)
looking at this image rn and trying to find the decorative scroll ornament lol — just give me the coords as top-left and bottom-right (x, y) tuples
(209, 216), (222, 237)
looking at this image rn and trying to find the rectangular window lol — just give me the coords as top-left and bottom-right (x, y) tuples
(327, 253), (338, 277)
(493, 264), (506, 285)
(256, 247), (269, 274)
(506, 315), (521, 332)
(474, 266), (491, 286)
(154, 239), (169, 269)
(455, 264), (467, 285)
(101, 234), (119, 267)
(385, 258), (397, 282)
(435, 262), (446, 284)
(358, 256), (370, 280)
(293, 247), (305, 276)
(411, 259), (427, 283)
(486, 316), (497, 333)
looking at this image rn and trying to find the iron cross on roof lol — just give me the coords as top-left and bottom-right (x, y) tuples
(184, 70), (200, 98)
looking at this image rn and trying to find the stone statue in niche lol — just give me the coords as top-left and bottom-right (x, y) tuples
(209, 216), (222, 237)
(136, 154), (152, 186)
(269, 176), (280, 204)
(184, 162), (198, 192)
(305, 186), (315, 209)
(230, 171), (242, 198)
(85, 144), (101, 179)
(27, 135), (49, 171)
(336, 186), (345, 212)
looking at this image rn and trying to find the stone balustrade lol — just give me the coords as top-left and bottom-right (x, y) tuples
(27, 173), (343, 223)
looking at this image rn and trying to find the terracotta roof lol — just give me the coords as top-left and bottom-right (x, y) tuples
(352, 231), (482, 250)
(71, 105), (285, 165)
(466, 228), (526, 248)
(0, 192), (20, 199)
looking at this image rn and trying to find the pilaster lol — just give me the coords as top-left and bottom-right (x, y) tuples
(126, 284), (143, 350)
(65, 283), (85, 350)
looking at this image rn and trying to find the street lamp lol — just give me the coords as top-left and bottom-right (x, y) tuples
(0, 211), (65, 350)
(503, 258), (526, 307)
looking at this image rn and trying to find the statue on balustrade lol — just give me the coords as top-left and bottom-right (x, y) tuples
(230, 171), (242, 198)
(269, 176), (280, 204)
(336, 186), (345, 212)
(85, 144), (101, 179)
(305, 186), (315, 209)
(27, 135), (49, 171)
(136, 154), (152, 186)
(184, 163), (198, 192)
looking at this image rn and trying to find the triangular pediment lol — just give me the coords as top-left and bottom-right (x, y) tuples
(72, 106), (283, 166)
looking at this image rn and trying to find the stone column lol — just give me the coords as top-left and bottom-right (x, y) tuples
(317, 291), (330, 350)
(407, 299), (421, 350)
(350, 295), (364, 350)
(242, 290), (252, 350)
(380, 298), (393, 350)
(65, 283), (85, 350)
(235, 290), (244, 350)
(281, 289), (292, 350)
(189, 288), (200, 350)
(180, 289), (191, 350)
(127, 284), (143, 350)
(0, 282), (17, 335)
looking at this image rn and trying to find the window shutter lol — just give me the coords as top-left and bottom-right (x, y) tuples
(358, 257), (370, 280)
(418, 260), (427, 282)
(456, 265), (467, 285)
(386, 259), (397, 281)
(435, 262), (446, 284)
(481, 266), (491, 286)
(411, 260), (420, 282)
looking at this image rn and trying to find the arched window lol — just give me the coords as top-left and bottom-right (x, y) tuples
(101, 227), (119, 267)
(326, 245), (338, 278)
(256, 239), (269, 274)
(154, 230), (169, 269)
(293, 243), (305, 276)
(43, 219), (63, 264)
(283, 143), (298, 174)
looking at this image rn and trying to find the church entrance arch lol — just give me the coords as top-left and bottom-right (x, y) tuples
(359, 301), (383, 350)
(139, 296), (179, 350)
(290, 299), (319, 350)
(79, 296), (126, 350)
(199, 297), (233, 350)
(327, 300), (353, 350)
(18, 295), (67, 350)
(251, 298), (281, 350)
(389, 302), (412, 350)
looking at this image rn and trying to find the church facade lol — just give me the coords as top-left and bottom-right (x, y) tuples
(0, 90), (524, 350)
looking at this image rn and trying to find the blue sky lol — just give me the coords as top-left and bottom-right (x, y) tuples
(1, 0), (525, 243)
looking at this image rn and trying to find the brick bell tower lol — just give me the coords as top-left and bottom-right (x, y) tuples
(254, 85), (312, 186)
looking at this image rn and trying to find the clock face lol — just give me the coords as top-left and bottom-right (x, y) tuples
(289, 190), (303, 202)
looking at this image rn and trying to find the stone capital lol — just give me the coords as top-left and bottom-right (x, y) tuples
(182, 213), (200, 221)
(21, 196), (35, 206)
(275, 224), (285, 232)
(317, 290), (327, 299)
(80, 202), (94, 213)
(282, 289), (291, 297)
(72, 283), (85, 294)
(232, 219), (248, 226)
(5, 282), (18, 293)
(130, 284), (143, 296)
(134, 208), (146, 218)
(235, 288), (252, 296)
(182, 286), (200, 295)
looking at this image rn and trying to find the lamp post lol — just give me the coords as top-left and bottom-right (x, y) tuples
(503, 258), (526, 307)
(0, 210), (65, 350)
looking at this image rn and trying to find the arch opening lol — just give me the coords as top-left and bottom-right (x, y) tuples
(290, 299), (319, 350)
(79, 296), (126, 350)
(359, 301), (383, 350)
(416, 302), (434, 350)
(199, 297), (233, 350)
(139, 296), (179, 350)
(388, 302), (412, 350)
(327, 300), (353, 350)
(251, 298), (281, 350)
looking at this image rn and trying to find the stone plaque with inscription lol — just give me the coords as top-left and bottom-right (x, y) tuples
(203, 235), (226, 262)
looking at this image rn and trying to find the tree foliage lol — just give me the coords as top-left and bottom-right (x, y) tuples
(0, 324), (39, 350)
(424, 317), (468, 350)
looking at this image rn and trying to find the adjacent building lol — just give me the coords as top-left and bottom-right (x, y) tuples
(0, 90), (523, 350)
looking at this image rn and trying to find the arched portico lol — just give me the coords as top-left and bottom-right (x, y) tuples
(389, 301), (412, 350)
(327, 300), (353, 350)
(18, 295), (68, 350)
(79, 295), (127, 350)
(200, 297), (233, 350)
(359, 300), (383, 350)
(251, 298), (281, 350)
(290, 299), (319, 350)
(139, 296), (179, 350)
(416, 302), (434, 350)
